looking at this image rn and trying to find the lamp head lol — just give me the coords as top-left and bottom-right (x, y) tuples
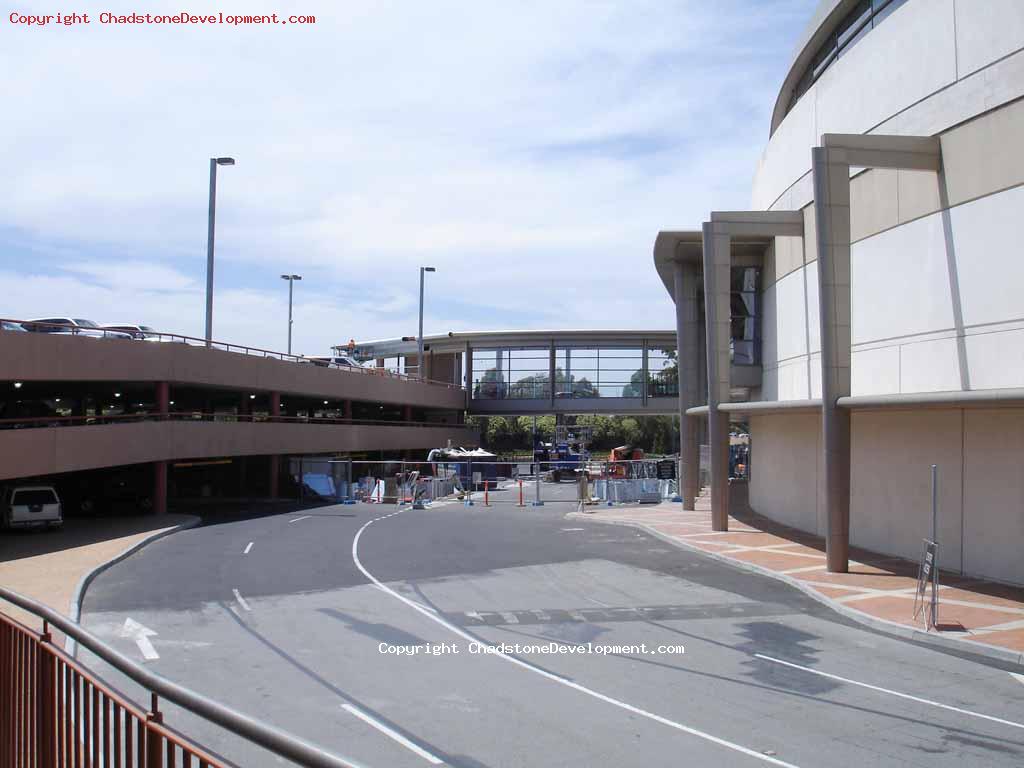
(215, 157), (236, 166)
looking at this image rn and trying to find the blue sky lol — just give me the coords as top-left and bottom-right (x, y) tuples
(2, 0), (816, 354)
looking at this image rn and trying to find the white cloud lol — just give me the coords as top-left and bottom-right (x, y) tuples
(2, 0), (816, 352)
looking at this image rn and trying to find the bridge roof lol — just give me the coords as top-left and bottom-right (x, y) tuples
(347, 329), (676, 358)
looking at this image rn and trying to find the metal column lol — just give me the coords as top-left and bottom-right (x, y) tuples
(701, 223), (731, 531)
(673, 261), (702, 510)
(813, 146), (852, 573)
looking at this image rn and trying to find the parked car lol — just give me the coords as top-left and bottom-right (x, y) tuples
(66, 470), (153, 515)
(1, 321), (27, 332)
(100, 323), (183, 342)
(2, 485), (63, 529)
(24, 318), (132, 339)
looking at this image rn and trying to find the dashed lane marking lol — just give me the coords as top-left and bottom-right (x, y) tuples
(243, 542), (253, 554)
(288, 515), (312, 523)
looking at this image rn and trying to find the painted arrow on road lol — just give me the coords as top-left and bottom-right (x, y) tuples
(120, 618), (159, 661)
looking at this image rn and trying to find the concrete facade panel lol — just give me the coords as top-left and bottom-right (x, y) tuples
(949, 183), (1024, 328)
(850, 212), (954, 345)
(749, 413), (821, 535)
(964, 327), (1024, 391)
(941, 97), (1024, 208)
(962, 409), (1024, 585)
(0, 422), (479, 482)
(850, 409), (964, 572)
(898, 337), (963, 393)
(897, 170), (943, 225)
(850, 169), (899, 242)
(0, 333), (466, 411)
(954, 0), (1024, 79)
(851, 346), (900, 396)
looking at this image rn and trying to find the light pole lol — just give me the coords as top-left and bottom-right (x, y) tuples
(418, 266), (436, 380)
(205, 157), (236, 346)
(280, 274), (302, 355)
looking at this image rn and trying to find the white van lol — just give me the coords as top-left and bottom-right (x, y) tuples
(2, 485), (63, 529)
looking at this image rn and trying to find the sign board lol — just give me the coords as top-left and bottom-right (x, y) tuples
(913, 539), (939, 628)
(656, 459), (676, 480)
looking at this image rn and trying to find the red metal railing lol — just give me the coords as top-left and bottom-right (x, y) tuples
(0, 589), (365, 768)
(0, 318), (462, 391)
(1, 613), (229, 768)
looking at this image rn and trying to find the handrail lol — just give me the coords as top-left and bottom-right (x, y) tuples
(0, 587), (368, 768)
(0, 411), (476, 430)
(0, 317), (463, 390)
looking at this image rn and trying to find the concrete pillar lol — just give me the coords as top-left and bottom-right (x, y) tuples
(465, 343), (473, 409)
(813, 147), (852, 573)
(155, 381), (169, 415)
(673, 261), (702, 510)
(153, 460), (168, 515)
(702, 222), (731, 531)
(269, 392), (281, 498)
(269, 455), (280, 498)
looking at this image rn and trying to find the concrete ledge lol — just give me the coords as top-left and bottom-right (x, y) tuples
(567, 511), (1024, 669)
(65, 515), (201, 656)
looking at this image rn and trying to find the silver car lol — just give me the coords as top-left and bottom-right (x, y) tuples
(25, 318), (132, 339)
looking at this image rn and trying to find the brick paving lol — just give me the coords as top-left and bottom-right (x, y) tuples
(576, 487), (1024, 657)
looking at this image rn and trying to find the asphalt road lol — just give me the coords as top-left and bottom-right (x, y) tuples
(79, 482), (1024, 767)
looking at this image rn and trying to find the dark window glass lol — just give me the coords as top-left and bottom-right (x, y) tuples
(12, 489), (58, 506)
(837, 0), (872, 49)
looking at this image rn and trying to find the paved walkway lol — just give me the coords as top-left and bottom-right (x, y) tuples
(573, 487), (1024, 660)
(0, 514), (196, 631)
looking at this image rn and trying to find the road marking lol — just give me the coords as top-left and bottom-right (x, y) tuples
(289, 515), (312, 523)
(243, 542), (253, 554)
(353, 512), (800, 767)
(755, 654), (1024, 731)
(561, 528), (585, 532)
(1011, 673), (1024, 687)
(119, 618), (159, 661)
(232, 588), (252, 611)
(340, 703), (443, 764)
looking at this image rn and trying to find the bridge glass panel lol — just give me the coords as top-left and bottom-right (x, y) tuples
(647, 346), (678, 398)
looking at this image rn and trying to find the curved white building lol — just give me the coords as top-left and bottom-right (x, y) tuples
(655, 0), (1024, 585)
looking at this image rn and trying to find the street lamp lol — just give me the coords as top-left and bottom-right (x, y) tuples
(205, 156), (236, 346)
(418, 266), (436, 380)
(280, 274), (302, 355)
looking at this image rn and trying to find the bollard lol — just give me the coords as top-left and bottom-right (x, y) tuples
(377, 480), (382, 504)
(484, 480), (490, 507)
(518, 479), (525, 507)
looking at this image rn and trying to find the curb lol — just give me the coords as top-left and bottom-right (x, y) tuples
(567, 511), (1024, 669)
(65, 515), (202, 656)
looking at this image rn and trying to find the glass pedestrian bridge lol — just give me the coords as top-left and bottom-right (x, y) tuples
(346, 330), (680, 415)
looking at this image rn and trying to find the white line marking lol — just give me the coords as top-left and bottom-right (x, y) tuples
(561, 527), (585, 532)
(233, 588), (252, 611)
(289, 515), (312, 523)
(1011, 672), (1024, 687)
(353, 511), (800, 767)
(120, 618), (159, 660)
(243, 542), (253, 554)
(755, 654), (1024, 730)
(341, 703), (443, 764)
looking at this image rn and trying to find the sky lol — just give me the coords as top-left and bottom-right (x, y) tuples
(2, 0), (816, 356)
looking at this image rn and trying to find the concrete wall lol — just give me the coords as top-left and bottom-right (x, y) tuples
(749, 407), (1024, 586)
(0, 332), (466, 411)
(754, 0), (1024, 211)
(0, 421), (480, 482)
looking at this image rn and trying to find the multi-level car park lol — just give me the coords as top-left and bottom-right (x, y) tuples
(0, 317), (476, 525)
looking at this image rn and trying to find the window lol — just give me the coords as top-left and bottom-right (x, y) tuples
(12, 489), (58, 506)
(784, 0), (910, 121)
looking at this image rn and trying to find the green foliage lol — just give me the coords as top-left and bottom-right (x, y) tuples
(468, 413), (679, 455)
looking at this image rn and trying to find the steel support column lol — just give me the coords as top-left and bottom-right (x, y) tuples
(701, 223), (731, 531)
(672, 261), (702, 510)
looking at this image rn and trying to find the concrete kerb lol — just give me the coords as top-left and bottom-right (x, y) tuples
(65, 515), (202, 656)
(566, 511), (1024, 669)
